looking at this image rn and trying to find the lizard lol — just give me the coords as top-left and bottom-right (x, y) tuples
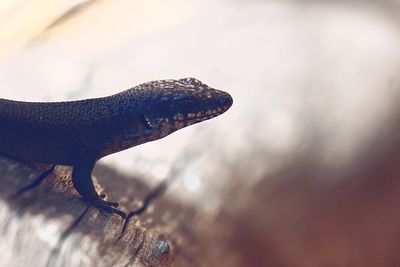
(0, 77), (233, 218)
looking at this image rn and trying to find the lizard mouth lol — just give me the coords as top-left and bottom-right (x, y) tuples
(175, 104), (232, 125)
(172, 91), (233, 127)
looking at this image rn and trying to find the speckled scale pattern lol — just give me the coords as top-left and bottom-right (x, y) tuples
(0, 78), (233, 164)
(0, 77), (233, 217)
(0, 96), (124, 126)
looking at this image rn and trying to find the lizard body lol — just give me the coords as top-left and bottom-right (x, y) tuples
(0, 78), (232, 217)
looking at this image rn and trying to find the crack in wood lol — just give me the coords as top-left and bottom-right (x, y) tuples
(46, 205), (90, 267)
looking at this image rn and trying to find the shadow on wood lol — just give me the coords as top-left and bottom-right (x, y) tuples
(0, 159), (172, 267)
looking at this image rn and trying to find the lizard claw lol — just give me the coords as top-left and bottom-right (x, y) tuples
(101, 199), (119, 208)
(91, 201), (126, 218)
(98, 194), (119, 207)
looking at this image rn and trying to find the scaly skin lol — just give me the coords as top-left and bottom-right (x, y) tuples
(0, 78), (233, 217)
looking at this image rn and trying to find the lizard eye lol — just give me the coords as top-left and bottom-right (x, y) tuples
(181, 99), (196, 111)
(141, 114), (153, 129)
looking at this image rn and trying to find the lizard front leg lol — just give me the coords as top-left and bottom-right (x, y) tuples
(71, 159), (126, 218)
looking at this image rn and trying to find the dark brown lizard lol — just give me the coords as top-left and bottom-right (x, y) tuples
(0, 78), (233, 218)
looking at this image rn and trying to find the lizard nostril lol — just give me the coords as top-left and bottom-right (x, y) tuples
(218, 94), (233, 108)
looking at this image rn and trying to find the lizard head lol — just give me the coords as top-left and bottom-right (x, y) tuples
(137, 77), (233, 140)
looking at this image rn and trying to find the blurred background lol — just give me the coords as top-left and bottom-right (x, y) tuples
(2, 0), (400, 266)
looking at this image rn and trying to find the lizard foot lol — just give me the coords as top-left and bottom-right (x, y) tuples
(98, 198), (119, 207)
(99, 193), (119, 207)
(71, 160), (125, 218)
(90, 199), (126, 218)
